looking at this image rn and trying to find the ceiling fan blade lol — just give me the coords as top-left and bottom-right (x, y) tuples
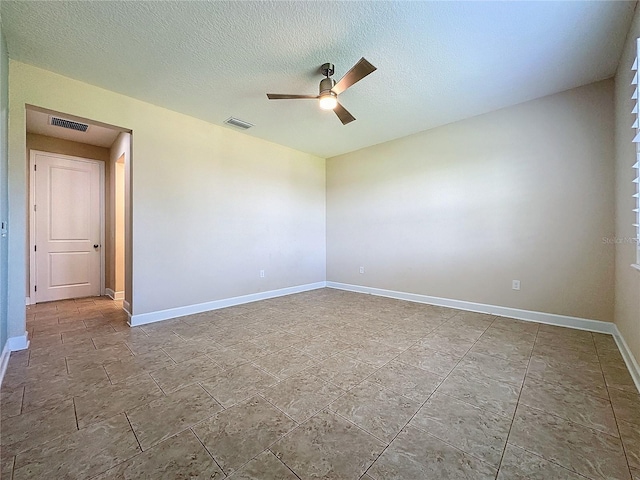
(334, 102), (356, 125)
(332, 57), (377, 95)
(266, 94), (318, 100)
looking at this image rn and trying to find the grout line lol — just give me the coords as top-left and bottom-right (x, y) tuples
(72, 397), (80, 431)
(359, 318), (495, 477)
(494, 319), (539, 479)
(190, 426), (226, 475)
(124, 411), (144, 452)
(594, 335), (636, 478)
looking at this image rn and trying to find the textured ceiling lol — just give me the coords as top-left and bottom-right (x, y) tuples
(1, 1), (636, 158)
(26, 109), (119, 148)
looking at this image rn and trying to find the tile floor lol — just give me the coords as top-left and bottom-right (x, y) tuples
(1, 288), (639, 479)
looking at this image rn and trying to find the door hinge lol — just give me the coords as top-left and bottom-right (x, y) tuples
(34, 164), (37, 171)
(33, 204), (36, 212)
(34, 285), (37, 292)
(34, 245), (36, 252)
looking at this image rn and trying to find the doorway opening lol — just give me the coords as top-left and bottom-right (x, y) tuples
(26, 105), (132, 315)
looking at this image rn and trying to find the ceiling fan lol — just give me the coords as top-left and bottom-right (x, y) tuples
(266, 57), (377, 125)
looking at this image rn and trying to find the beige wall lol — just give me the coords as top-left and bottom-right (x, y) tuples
(8, 61), (326, 338)
(25, 133), (111, 298)
(106, 132), (129, 297)
(327, 80), (615, 323)
(614, 9), (640, 365)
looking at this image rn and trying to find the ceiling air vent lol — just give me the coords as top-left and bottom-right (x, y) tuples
(224, 117), (254, 130)
(49, 116), (89, 132)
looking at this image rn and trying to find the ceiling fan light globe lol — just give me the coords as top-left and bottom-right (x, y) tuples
(319, 94), (338, 110)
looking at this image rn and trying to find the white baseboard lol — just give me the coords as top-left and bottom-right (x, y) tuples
(327, 282), (616, 334)
(612, 325), (640, 393)
(129, 282), (327, 327)
(0, 342), (10, 387)
(0, 332), (30, 387)
(105, 288), (125, 301)
(25, 296), (32, 306)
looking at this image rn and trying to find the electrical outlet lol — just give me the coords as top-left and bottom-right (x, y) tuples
(512, 280), (521, 291)
(359, 266), (365, 274)
(260, 270), (265, 278)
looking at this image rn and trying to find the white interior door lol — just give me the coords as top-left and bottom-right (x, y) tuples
(32, 151), (103, 303)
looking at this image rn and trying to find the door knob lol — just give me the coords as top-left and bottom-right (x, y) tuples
(93, 244), (99, 248)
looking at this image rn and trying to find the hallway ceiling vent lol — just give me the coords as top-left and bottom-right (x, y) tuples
(224, 117), (254, 130)
(49, 116), (90, 132)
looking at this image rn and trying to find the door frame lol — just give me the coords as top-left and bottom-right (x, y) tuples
(29, 150), (106, 304)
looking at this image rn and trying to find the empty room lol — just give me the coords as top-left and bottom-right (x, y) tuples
(0, 1), (639, 479)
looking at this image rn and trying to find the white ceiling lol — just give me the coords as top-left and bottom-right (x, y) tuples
(2, 1), (636, 158)
(26, 109), (119, 148)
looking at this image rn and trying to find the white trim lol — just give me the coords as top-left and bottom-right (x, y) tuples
(105, 288), (124, 301)
(326, 282), (616, 334)
(631, 263), (640, 272)
(612, 325), (640, 393)
(7, 333), (29, 351)
(0, 342), (10, 387)
(0, 333), (30, 387)
(29, 150), (105, 303)
(25, 296), (32, 306)
(129, 282), (327, 327)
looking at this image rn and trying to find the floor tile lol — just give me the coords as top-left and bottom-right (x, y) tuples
(619, 419), (640, 470)
(490, 316), (540, 334)
(8, 292), (639, 479)
(271, 409), (386, 480)
(1, 398), (77, 457)
(329, 381), (420, 442)
(226, 450), (298, 480)
(470, 329), (535, 362)
(410, 392), (511, 467)
(104, 349), (177, 383)
(65, 342), (134, 373)
(456, 350), (528, 386)
(0, 454), (14, 480)
(341, 339), (403, 367)
(150, 355), (222, 393)
(127, 384), (222, 450)
(1, 385), (24, 419)
(436, 367), (520, 418)
(74, 373), (164, 428)
(28, 338), (97, 365)
(509, 404), (630, 480)
(307, 353), (378, 389)
(602, 363), (639, 393)
(12, 413), (140, 480)
(293, 334), (352, 360)
(415, 330), (475, 357)
(205, 344), (253, 370)
(532, 341), (601, 366)
(200, 363), (278, 408)
(497, 444), (585, 480)
(193, 396), (296, 475)
(394, 342), (462, 376)
(93, 429), (223, 479)
(536, 329), (596, 355)
(262, 372), (345, 423)
(609, 388), (640, 427)
(367, 425), (497, 480)
(519, 376), (618, 436)
(526, 355), (608, 399)
(367, 359), (442, 402)
(21, 365), (111, 412)
(252, 347), (318, 380)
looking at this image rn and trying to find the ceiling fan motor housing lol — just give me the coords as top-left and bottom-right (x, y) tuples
(319, 77), (336, 95)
